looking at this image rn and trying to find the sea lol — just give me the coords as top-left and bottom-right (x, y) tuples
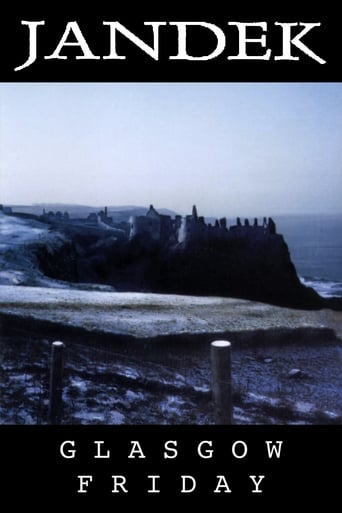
(275, 214), (342, 299)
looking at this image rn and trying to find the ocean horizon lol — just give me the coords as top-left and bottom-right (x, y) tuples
(275, 213), (342, 298)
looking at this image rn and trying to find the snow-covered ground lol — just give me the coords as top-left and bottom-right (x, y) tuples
(1, 212), (342, 425)
(1, 326), (342, 425)
(0, 212), (116, 290)
(1, 284), (342, 338)
(0, 211), (69, 287)
(1, 283), (342, 425)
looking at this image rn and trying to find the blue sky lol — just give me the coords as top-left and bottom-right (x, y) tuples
(1, 82), (341, 217)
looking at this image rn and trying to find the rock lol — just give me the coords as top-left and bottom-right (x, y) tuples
(288, 368), (303, 378)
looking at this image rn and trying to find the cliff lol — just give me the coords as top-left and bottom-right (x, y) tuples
(120, 232), (325, 309)
(1, 209), (340, 310)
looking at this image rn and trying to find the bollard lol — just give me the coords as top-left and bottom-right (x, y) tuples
(48, 341), (65, 424)
(211, 340), (232, 425)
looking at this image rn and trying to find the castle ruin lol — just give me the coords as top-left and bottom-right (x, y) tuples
(129, 204), (277, 246)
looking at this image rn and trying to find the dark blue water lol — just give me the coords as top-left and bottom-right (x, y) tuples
(276, 214), (342, 298)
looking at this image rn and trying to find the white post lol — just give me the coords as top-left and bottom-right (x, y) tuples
(48, 341), (65, 424)
(211, 340), (232, 424)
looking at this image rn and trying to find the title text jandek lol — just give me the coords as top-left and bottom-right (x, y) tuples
(59, 438), (284, 494)
(15, 20), (326, 71)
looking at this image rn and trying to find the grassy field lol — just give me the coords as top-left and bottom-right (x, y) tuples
(1, 285), (342, 425)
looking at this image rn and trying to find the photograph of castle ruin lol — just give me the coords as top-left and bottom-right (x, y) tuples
(1, 82), (342, 425)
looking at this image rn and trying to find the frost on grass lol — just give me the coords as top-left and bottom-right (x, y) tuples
(1, 331), (342, 425)
(0, 283), (338, 338)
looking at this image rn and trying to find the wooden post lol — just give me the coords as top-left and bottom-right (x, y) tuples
(48, 341), (65, 424)
(211, 340), (232, 424)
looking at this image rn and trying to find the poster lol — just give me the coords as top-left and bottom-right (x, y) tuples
(1, 5), (341, 506)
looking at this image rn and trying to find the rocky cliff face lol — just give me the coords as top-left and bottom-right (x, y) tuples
(35, 240), (79, 282)
(38, 227), (330, 308)
(2, 212), (335, 309)
(62, 227), (327, 309)
(122, 232), (324, 309)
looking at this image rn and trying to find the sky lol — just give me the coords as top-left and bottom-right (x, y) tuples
(0, 82), (341, 218)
